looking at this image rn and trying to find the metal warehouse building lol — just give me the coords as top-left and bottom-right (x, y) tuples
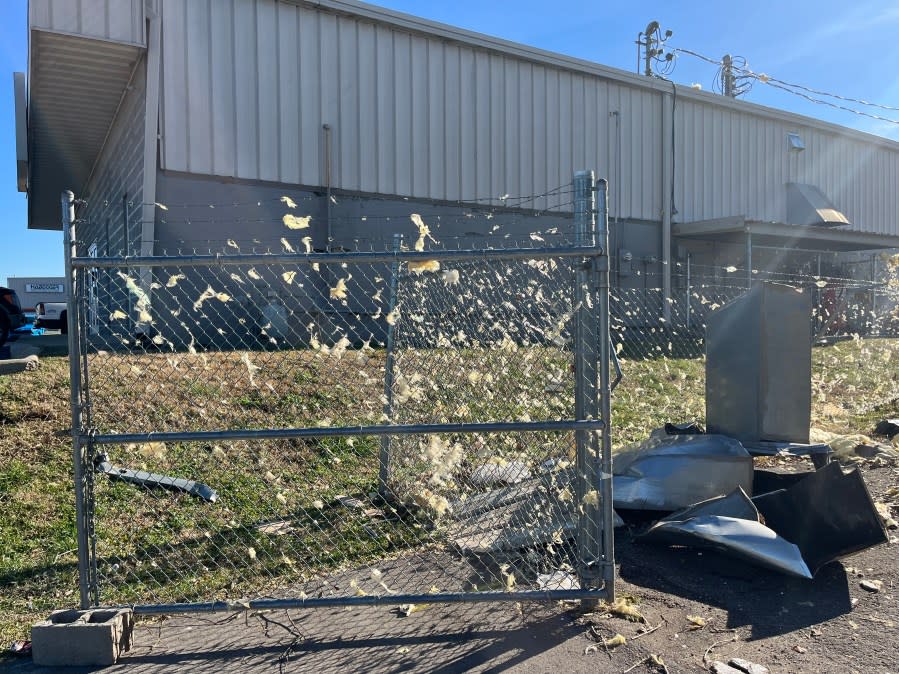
(16, 0), (899, 338)
(4, 276), (67, 311)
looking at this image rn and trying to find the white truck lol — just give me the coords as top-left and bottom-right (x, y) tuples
(34, 302), (68, 333)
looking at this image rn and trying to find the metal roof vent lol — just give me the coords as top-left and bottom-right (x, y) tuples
(786, 182), (850, 227)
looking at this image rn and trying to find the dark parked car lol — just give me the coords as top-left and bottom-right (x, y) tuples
(0, 286), (26, 344)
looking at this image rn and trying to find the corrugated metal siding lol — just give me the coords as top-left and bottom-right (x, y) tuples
(155, 0), (899, 236)
(673, 98), (899, 235)
(81, 56), (146, 256)
(159, 0), (661, 219)
(30, 0), (145, 46)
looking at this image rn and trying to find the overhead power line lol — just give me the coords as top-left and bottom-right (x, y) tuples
(670, 46), (899, 126)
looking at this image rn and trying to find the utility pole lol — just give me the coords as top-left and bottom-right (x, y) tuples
(721, 54), (736, 97)
(636, 21), (673, 77)
(643, 21), (659, 76)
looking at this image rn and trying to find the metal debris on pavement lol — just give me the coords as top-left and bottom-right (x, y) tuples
(639, 488), (813, 579)
(640, 461), (889, 578)
(752, 462), (888, 574)
(613, 433), (753, 511)
(705, 282), (812, 445)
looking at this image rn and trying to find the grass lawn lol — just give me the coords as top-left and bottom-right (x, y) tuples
(0, 337), (896, 642)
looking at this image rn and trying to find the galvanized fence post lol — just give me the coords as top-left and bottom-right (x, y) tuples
(378, 233), (403, 500)
(62, 190), (91, 609)
(573, 170), (602, 606)
(686, 252), (692, 331)
(596, 178), (615, 601)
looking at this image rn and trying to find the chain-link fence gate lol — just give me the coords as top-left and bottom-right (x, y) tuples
(62, 171), (616, 615)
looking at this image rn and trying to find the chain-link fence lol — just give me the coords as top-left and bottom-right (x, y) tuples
(60, 175), (899, 617)
(63, 176), (617, 614)
(605, 258), (899, 448)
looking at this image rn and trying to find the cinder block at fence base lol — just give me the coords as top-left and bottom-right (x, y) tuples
(31, 608), (133, 667)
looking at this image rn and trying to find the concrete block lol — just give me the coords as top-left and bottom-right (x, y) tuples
(0, 355), (40, 376)
(31, 608), (133, 667)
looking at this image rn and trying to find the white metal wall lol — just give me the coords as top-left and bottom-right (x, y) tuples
(674, 98), (899, 236)
(157, 0), (899, 236)
(159, 0), (662, 219)
(30, 0), (146, 46)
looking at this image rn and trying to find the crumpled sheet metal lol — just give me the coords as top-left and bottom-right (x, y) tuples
(613, 434), (754, 511)
(752, 461), (888, 574)
(640, 488), (813, 579)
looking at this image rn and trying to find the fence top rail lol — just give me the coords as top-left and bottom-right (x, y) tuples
(70, 245), (604, 269)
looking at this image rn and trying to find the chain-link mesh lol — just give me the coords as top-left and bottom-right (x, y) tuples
(71, 230), (613, 609)
(608, 258), (899, 447)
(66, 184), (898, 612)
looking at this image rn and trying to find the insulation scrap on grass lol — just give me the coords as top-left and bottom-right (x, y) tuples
(603, 634), (627, 649)
(603, 598), (645, 623)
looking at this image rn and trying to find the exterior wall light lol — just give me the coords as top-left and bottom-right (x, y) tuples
(787, 132), (805, 151)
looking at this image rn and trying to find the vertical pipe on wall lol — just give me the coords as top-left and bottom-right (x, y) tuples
(141, 0), (161, 258)
(122, 193), (129, 256)
(746, 231), (753, 290)
(140, 0), (162, 340)
(609, 110), (620, 275)
(871, 254), (877, 330)
(816, 253), (823, 333)
(661, 92), (673, 321)
(323, 124), (333, 251)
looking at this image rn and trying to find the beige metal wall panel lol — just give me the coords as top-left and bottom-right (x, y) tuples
(30, 0), (145, 46)
(158, 0), (663, 217)
(156, 0), (898, 235)
(673, 98), (899, 235)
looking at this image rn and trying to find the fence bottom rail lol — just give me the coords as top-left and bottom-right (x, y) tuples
(125, 588), (611, 615)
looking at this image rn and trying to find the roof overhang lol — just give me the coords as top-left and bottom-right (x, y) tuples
(674, 216), (899, 253)
(26, 30), (143, 230)
(786, 183), (850, 227)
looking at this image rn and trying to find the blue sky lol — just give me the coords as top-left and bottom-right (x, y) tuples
(2, 0), (898, 280)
